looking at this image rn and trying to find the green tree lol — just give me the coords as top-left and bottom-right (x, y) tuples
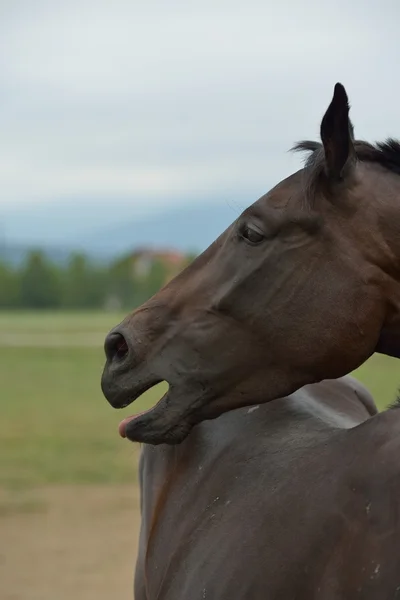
(62, 253), (106, 309)
(131, 257), (168, 306)
(146, 259), (167, 297)
(0, 261), (19, 308)
(19, 250), (62, 309)
(107, 254), (136, 309)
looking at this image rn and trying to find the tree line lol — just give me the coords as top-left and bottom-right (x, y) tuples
(0, 249), (196, 310)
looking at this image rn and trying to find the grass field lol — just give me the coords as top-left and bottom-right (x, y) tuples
(0, 310), (399, 489)
(1, 311), (399, 599)
(0, 312), (158, 600)
(0, 311), (168, 489)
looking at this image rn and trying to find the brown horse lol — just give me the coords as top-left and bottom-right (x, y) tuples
(101, 84), (400, 598)
(133, 379), (400, 599)
(102, 83), (400, 446)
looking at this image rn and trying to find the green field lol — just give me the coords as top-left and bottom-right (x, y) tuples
(0, 311), (399, 489)
(0, 311), (167, 488)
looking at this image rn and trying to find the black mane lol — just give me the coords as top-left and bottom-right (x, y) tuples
(293, 138), (400, 177)
(291, 138), (400, 201)
(388, 390), (400, 410)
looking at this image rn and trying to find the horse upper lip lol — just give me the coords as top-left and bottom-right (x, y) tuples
(101, 368), (163, 409)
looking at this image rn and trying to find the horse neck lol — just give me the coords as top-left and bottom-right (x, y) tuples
(372, 173), (400, 359)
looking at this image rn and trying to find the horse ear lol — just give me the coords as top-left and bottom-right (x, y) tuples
(320, 83), (355, 181)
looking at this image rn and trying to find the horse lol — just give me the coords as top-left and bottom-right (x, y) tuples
(133, 378), (400, 599)
(101, 83), (400, 597)
(102, 83), (400, 446)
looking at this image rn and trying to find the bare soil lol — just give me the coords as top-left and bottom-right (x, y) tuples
(0, 486), (140, 600)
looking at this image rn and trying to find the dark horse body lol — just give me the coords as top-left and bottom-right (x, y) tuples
(102, 84), (400, 597)
(135, 377), (400, 599)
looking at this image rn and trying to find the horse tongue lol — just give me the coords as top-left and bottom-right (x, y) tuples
(118, 418), (129, 438)
(118, 411), (148, 438)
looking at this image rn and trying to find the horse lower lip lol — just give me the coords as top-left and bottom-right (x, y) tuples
(118, 411), (150, 437)
(118, 400), (164, 436)
(118, 385), (170, 438)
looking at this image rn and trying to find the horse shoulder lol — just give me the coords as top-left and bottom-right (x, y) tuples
(340, 412), (400, 576)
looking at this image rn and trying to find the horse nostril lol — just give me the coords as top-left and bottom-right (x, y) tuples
(104, 332), (129, 363)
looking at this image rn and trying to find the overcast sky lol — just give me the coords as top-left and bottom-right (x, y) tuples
(0, 0), (399, 216)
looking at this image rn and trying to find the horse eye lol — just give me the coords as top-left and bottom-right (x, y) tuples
(241, 224), (265, 245)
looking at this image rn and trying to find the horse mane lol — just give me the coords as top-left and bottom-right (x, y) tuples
(292, 138), (400, 200)
(388, 389), (400, 410)
(293, 138), (400, 174)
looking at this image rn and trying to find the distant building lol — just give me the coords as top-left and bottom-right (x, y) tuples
(131, 248), (189, 284)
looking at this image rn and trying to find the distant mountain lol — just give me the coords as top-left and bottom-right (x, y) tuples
(77, 201), (241, 258)
(0, 195), (249, 262)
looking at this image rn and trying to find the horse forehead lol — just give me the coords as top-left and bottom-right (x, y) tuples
(254, 170), (305, 210)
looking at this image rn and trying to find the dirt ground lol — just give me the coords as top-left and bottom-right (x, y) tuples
(0, 486), (140, 600)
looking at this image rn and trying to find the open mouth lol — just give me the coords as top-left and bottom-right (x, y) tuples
(114, 380), (197, 445)
(118, 383), (169, 438)
(102, 361), (199, 445)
